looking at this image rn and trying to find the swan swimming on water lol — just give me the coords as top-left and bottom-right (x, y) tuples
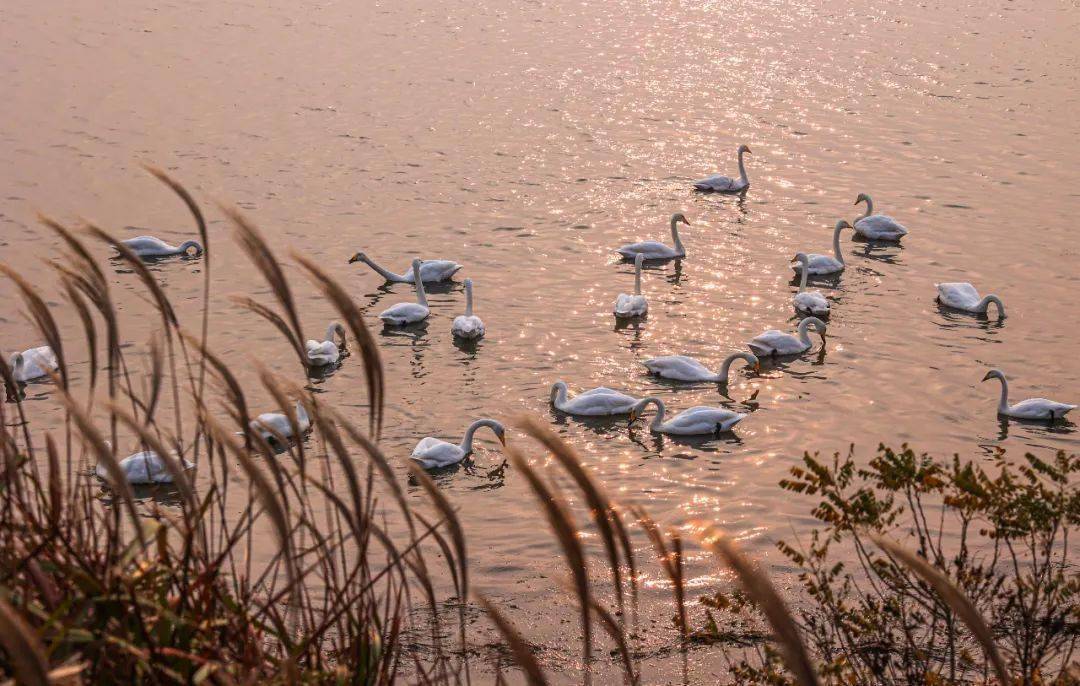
(792, 221), (853, 276)
(792, 253), (831, 316)
(120, 236), (203, 258)
(348, 252), (461, 283)
(379, 259), (431, 326)
(410, 419), (506, 469)
(305, 322), (347, 366)
(452, 279), (485, 339)
(627, 397), (747, 435)
(616, 213), (690, 260)
(550, 381), (642, 416)
(614, 254), (649, 318)
(251, 400), (311, 443)
(8, 346), (58, 383)
(693, 144), (752, 193)
(936, 283), (1005, 319)
(96, 450), (194, 485)
(748, 317), (827, 357)
(642, 352), (759, 384)
(853, 194), (908, 241)
(981, 369), (1075, 420)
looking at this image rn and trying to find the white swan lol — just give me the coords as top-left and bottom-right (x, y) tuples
(452, 278), (485, 339)
(792, 253), (831, 316)
(96, 450), (194, 485)
(379, 259), (431, 326)
(550, 381), (642, 416)
(643, 352), (759, 384)
(792, 221), (852, 276)
(120, 236), (203, 258)
(305, 322), (347, 366)
(251, 400), (311, 442)
(982, 369), (1075, 420)
(410, 419), (506, 469)
(748, 317), (827, 357)
(616, 213), (690, 260)
(693, 144), (752, 193)
(936, 283), (1005, 319)
(628, 397), (747, 435)
(853, 194), (908, 241)
(9, 346), (58, 383)
(614, 253), (648, 318)
(348, 252), (461, 283)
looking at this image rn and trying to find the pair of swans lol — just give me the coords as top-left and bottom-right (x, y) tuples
(349, 252), (462, 283)
(694, 144), (752, 193)
(121, 236), (203, 258)
(96, 449), (194, 485)
(617, 214), (691, 260)
(982, 369), (1074, 420)
(749, 317), (827, 357)
(628, 397), (747, 435)
(411, 419), (506, 469)
(614, 254), (648, 318)
(378, 261), (486, 338)
(305, 323), (348, 366)
(936, 283), (1005, 319)
(8, 346), (58, 383)
(853, 194), (908, 241)
(643, 351), (759, 384)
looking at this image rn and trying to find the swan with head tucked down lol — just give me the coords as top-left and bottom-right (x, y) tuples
(628, 397), (747, 435)
(981, 369), (1075, 420)
(693, 144), (752, 193)
(452, 279), (485, 339)
(792, 221), (852, 276)
(96, 450), (194, 485)
(614, 254), (649, 318)
(550, 381), (642, 416)
(121, 236), (203, 258)
(616, 213), (690, 260)
(853, 194), (908, 241)
(643, 352), (759, 384)
(411, 419), (506, 469)
(936, 283), (1005, 319)
(749, 317), (827, 357)
(251, 400), (311, 443)
(305, 322), (348, 367)
(348, 251), (462, 283)
(379, 259), (431, 326)
(792, 253), (831, 316)
(8, 346), (58, 383)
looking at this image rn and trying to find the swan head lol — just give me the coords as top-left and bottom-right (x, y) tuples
(791, 252), (810, 266)
(835, 219), (853, 232)
(493, 424), (507, 446)
(627, 397), (661, 425)
(982, 369), (1006, 383)
(854, 193), (870, 206)
(802, 316), (827, 341)
(746, 353), (761, 373)
(738, 144), (752, 155)
(180, 240), (204, 256)
(671, 213), (690, 226)
(347, 251), (367, 264)
(550, 380), (568, 403)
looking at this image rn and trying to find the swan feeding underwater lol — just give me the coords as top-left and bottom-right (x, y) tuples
(305, 322), (348, 366)
(550, 381), (642, 416)
(96, 450), (194, 485)
(693, 144), (752, 193)
(627, 397), (747, 435)
(936, 283), (1005, 319)
(791, 221), (853, 276)
(410, 419), (506, 469)
(616, 213), (690, 260)
(614, 253), (648, 318)
(452, 278), (485, 339)
(642, 352), (759, 384)
(8, 346), (58, 383)
(348, 252), (461, 283)
(853, 193), (908, 241)
(748, 317), (827, 357)
(120, 236), (203, 258)
(379, 259), (431, 326)
(792, 253), (831, 316)
(981, 369), (1075, 420)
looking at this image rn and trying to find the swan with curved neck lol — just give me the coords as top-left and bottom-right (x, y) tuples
(452, 278), (485, 339)
(8, 346), (58, 383)
(936, 283), (1005, 319)
(550, 381), (642, 416)
(614, 253), (649, 317)
(643, 352), (760, 383)
(792, 253), (831, 316)
(853, 193), (908, 240)
(411, 419), (507, 469)
(251, 400), (312, 443)
(348, 252), (462, 283)
(121, 236), (203, 258)
(616, 213), (690, 260)
(693, 144), (752, 193)
(305, 322), (348, 367)
(379, 259), (431, 325)
(981, 369), (1074, 420)
(792, 220), (852, 276)
(748, 317), (827, 357)
(627, 397), (747, 434)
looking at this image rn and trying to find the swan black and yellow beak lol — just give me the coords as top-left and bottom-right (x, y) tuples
(981, 372), (993, 382)
(498, 433), (507, 447)
(347, 253), (361, 264)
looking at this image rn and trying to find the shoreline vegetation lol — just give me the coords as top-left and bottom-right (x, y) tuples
(1, 171), (1076, 684)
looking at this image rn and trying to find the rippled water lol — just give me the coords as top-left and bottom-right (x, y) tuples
(3, 0), (1079, 678)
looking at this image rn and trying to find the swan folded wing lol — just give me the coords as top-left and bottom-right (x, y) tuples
(936, 282), (980, 308)
(452, 315), (484, 338)
(644, 356), (712, 380)
(380, 303), (428, 324)
(305, 339), (340, 365)
(617, 241), (668, 258)
(749, 330), (803, 356)
(1009, 398), (1077, 420)
(693, 174), (737, 191)
(794, 292), (829, 315)
(614, 294), (647, 316)
(420, 260), (463, 282)
(855, 215), (907, 239)
(411, 438), (463, 468)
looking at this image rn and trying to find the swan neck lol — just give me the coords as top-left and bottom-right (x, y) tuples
(634, 261), (642, 295)
(996, 376), (1010, 413)
(363, 256), (403, 281)
(737, 149), (748, 184)
(832, 225), (845, 264)
(460, 419), (501, 453)
(979, 295), (1005, 318)
(650, 399), (665, 430)
(414, 266), (428, 306)
(798, 258), (809, 292)
(718, 354), (738, 382)
(464, 281), (474, 316)
(860, 196), (874, 218)
(10, 353), (23, 375)
(551, 383), (568, 408)
(798, 318), (814, 346)
(670, 218), (684, 254)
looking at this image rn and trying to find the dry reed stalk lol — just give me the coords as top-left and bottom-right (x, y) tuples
(475, 595), (549, 686)
(633, 508), (687, 641)
(0, 595), (50, 686)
